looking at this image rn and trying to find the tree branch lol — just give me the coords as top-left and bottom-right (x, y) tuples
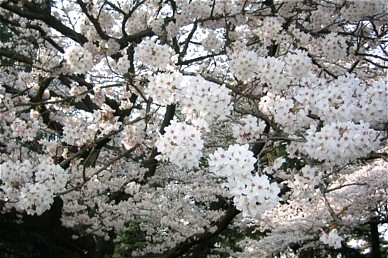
(133, 204), (240, 258)
(142, 104), (176, 180)
(0, 1), (88, 44)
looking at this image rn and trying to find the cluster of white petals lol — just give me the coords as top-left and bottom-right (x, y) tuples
(64, 45), (94, 74)
(232, 115), (266, 143)
(257, 57), (291, 92)
(69, 85), (88, 101)
(62, 105), (121, 146)
(146, 74), (232, 126)
(296, 75), (388, 125)
(231, 174), (280, 217)
(319, 229), (344, 249)
(304, 121), (381, 165)
(283, 49), (312, 80)
(287, 165), (322, 199)
(134, 38), (176, 71)
(120, 124), (144, 150)
(253, 17), (284, 46)
(155, 121), (204, 169)
(124, 9), (151, 35)
(10, 118), (39, 142)
(259, 94), (314, 134)
(229, 50), (295, 92)
(208, 144), (279, 217)
(62, 118), (96, 146)
(0, 159), (67, 215)
(145, 72), (232, 130)
(91, 105), (122, 136)
(116, 55), (131, 75)
(119, 91), (134, 110)
(340, 0), (385, 22)
(180, 76), (232, 128)
(175, 0), (211, 27)
(208, 144), (256, 180)
(319, 33), (348, 61)
(145, 72), (183, 105)
(228, 49), (258, 81)
(201, 30), (223, 52)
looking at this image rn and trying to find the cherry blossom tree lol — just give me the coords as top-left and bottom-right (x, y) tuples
(0, 0), (387, 257)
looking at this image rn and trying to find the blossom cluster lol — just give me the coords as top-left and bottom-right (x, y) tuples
(119, 91), (134, 110)
(303, 121), (381, 165)
(10, 118), (39, 142)
(69, 84), (88, 101)
(179, 75), (232, 128)
(306, 4), (337, 32)
(340, 0), (385, 22)
(120, 123), (145, 150)
(175, 0), (211, 27)
(201, 30), (223, 52)
(146, 74), (232, 128)
(229, 51), (294, 92)
(62, 118), (96, 146)
(155, 121), (204, 169)
(232, 115), (266, 144)
(257, 57), (291, 92)
(283, 49), (312, 80)
(116, 54), (131, 75)
(259, 94), (314, 134)
(91, 104), (122, 136)
(134, 38), (176, 71)
(318, 32), (348, 61)
(0, 159), (67, 215)
(319, 229), (344, 249)
(287, 165), (322, 199)
(253, 17), (284, 47)
(62, 105), (120, 146)
(228, 49), (259, 81)
(295, 75), (387, 125)
(289, 25), (311, 46)
(208, 144), (280, 217)
(125, 9), (151, 35)
(145, 72), (183, 105)
(359, 80), (388, 125)
(64, 45), (94, 74)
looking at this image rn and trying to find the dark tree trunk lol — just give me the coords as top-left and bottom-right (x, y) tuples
(0, 197), (115, 258)
(370, 222), (381, 258)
